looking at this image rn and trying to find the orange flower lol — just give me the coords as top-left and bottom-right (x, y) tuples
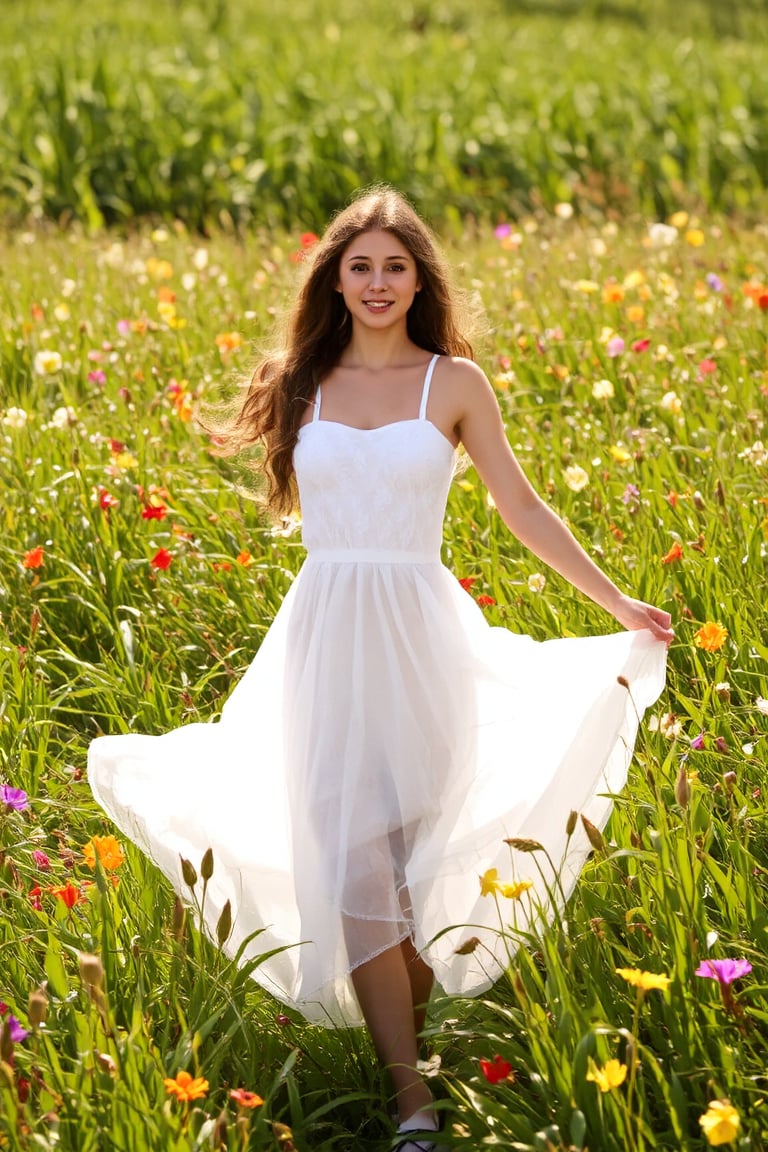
(236, 550), (254, 567)
(229, 1088), (264, 1109)
(82, 834), (125, 872)
(150, 548), (173, 571)
(48, 882), (82, 909)
(662, 541), (683, 564)
(602, 283), (625, 304)
(693, 622), (728, 652)
(163, 1070), (209, 1102)
(215, 331), (243, 355)
(22, 546), (44, 569)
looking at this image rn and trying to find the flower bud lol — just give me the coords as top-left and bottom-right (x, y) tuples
(674, 764), (691, 809)
(454, 936), (481, 956)
(565, 810), (578, 836)
(581, 814), (606, 852)
(0, 1023), (13, 1064)
(200, 848), (214, 881)
(216, 899), (232, 947)
(180, 856), (197, 887)
(723, 771), (737, 792)
(28, 986), (48, 1031)
(94, 1050), (117, 1075)
(78, 952), (104, 990)
(172, 896), (186, 941)
(503, 837), (544, 853)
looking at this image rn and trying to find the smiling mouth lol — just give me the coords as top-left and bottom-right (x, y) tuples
(363, 301), (393, 309)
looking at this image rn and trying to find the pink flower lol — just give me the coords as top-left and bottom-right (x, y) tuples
(695, 958), (752, 985)
(87, 370), (107, 385)
(631, 338), (650, 353)
(699, 358), (717, 375)
(1, 785), (29, 811)
(606, 336), (625, 358)
(32, 849), (50, 871)
(494, 223), (512, 239)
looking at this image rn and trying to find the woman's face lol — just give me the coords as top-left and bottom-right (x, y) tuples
(336, 230), (421, 330)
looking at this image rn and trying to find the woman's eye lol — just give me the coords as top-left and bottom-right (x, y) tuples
(351, 264), (369, 272)
(389, 264), (405, 272)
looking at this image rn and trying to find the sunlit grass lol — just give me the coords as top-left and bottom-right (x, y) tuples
(1, 211), (767, 1149)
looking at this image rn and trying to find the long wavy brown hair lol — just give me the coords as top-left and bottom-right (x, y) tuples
(209, 185), (474, 516)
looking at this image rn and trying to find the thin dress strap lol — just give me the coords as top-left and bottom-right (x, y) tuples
(418, 354), (440, 420)
(312, 384), (322, 422)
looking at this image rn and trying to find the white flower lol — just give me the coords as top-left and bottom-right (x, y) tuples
(34, 350), (63, 375)
(563, 465), (589, 492)
(739, 441), (767, 467)
(50, 406), (76, 429)
(193, 247), (209, 271)
(756, 697), (768, 717)
(554, 202), (574, 220)
(60, 278), (77, 298)
(742, 743), (755, 756)
(660, 390), (682, 414)
(659, 712), (682, 739)
(528, 573), (546, 593)
(2, 406), (28, 430)
(648, 222), (678, 247)
(269, 513), (302, 538)
(181, 272), (196, 292)
(592, 378), (614, 400)
(53, 303), (70, 322)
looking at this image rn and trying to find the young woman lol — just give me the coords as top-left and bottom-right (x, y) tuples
(88, 186), (672, 1151)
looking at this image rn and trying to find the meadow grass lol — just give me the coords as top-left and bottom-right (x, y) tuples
(0, 210), (767, 1150)
(1, 0), (767, 231)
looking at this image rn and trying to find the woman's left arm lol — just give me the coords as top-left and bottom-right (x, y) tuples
(453, 361), (674, 645)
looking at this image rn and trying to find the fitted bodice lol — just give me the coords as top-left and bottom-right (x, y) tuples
(294, 418), (456, 558)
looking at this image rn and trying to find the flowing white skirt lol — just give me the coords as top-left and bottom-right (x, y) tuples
(88, 557), (667, 1026)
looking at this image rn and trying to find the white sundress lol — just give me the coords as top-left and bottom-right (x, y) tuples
(87, 353), (667, 1026)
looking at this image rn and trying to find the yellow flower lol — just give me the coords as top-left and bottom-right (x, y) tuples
(145, 256), (174, 280)
(609, 445), (632, 464)
(699, 1099), (740, 1146)
(623, 269), (645, 289)
(668, 210), (689, 228)
(626, 304), (645, 324)
(615, 967), (671, 992)
(685, 228), (706, 247)
(500, 879), (533, 900)
(574, 279), (599, 294)
(602, 283), (625, 304)
(693, 622), (728, 652)
(586, 1059), (627, 1093)
(83, 834), (125, 872)
(163, 1070), (209, 1102)
(479, 868), (501, 897)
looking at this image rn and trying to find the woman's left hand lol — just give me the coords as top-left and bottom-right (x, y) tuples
(611, 594), (675, 646)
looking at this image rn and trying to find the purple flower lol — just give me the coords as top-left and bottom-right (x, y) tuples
(622, 483), (640, 505)
(494, 223), (512, 239)
(6, 1015), (28, 1043)
(0, 785), (28, 811)
(695, 958), (752, 986)
(606, 336), (625, 358)
(690, 732), (706, 751)
(706, 273), (723, 292)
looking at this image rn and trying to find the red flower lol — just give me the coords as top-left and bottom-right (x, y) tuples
(150, 548), (173, 570)
(661, 541), (683, 564)
(631, 338), (650, 353)
(28, 885), (43, 911)
(99, 488), (119, 510)
(229, 1088), (264, 1109)
(108, 439), (125, 454)
(458, 577), (477, 591)
(48, 882), (81, 908)
(479, 1054), (513, 1084)
(476, 594), (496, 607)
(22, 546), (44, 569)
(16, 1076), (30, 1103)
(699, 358), (717, 375)
(141, 505), (167, 520)
(300, 232), (319, 249)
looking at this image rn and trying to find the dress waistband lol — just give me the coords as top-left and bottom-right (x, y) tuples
(305, 547), (440, 565)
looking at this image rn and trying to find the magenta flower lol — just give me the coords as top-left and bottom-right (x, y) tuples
(87, 370), (107, 385)
(622, 483), (640, 505)
(606, 336), (625, 358)
(0, 785), (28, 811)
(695, 959), (752, 985)
(690, 732), (706, 751)
(494, 223), (512, 239)
(5, 1015), (29, 1043)
(32, 849), (51, 871)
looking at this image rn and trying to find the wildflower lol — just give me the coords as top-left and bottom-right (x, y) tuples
(573, 279), (599, 293)
(164, 1070), (209, 1102)
(690, 732), (706, 751)
(82, 834), (125, 872)
(631, 338), (651, 353)
(586, 1059), (627, 1093)
(706, 273), (724, 292)
(659, 713), (682, 739)
(699, 1100), (740, 1146)
(150, 548), (173, 571)
(32, 849), (50, 870)
(88, 369), (107, 385)
(563, 465), (589, 492)
(215, 332), (244, 355)
(500, 879), (533, 900)
(229, 1089), (264, 1109)
(662, 542), (683, 564)
(479, 1054), (513, 1084)
(609, 445), (632, 464)
(4, 1016), (29, 1044)
(685, 228), (706, 247)
(615, 967), (671, 992)
(236, 550), (254, 567)
(602, 283), (625, 305)
(694, 622), (728, 652)
(626, 305), (645, 324)
(458, 576), (477, 591)
(50, 405), (77, 429)
(145, 257), (173, 281)
(674, 765), (691, 808)
(756, 697), (768, 716)
(554, 202), (573, 220)
(22, 546), (44, 569)
(592, 378), (614, 400)
(99, 488), (119, 511)
(699, 358), (717, 376)
(28, 885), (43, 911)
(48, 882), (82, 909)
(141, 504), (167, 521)
(695, 959), (752, 985)
(1, 785), (29, 811)
(494, 223), (512, 239)
(606, 336), (625, 358)
(476, 595), (496, 607)
(527, 573), (546, 592)
(622, 483), (640, 506)
(2, 406), (28, 429)
(479, 868), (501, 897)
(34, 350), (62, 375)
(648, 223), (678, 247)
(660, 391), (682, 414)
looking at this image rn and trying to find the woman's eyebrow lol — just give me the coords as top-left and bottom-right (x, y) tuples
(345, 253), (412, 262)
